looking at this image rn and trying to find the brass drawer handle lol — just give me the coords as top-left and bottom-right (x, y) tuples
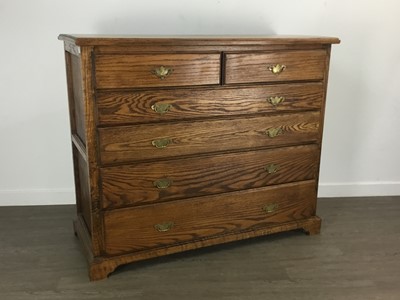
(151, 138), (171, 148)
(268, 64), (286, 74)
(154, 221), (174, 232)
(152, 66), (173, 80)
(265, 127), (283, 138)
(263, 203), (279, 213)
(264, 164), (279, 174)
(151, 103), (172, 115)
(267, 96), (285, 107)
(153, 178), (172, 189)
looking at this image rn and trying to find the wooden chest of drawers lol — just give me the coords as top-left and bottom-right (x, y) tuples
(59, 34), (339, 280)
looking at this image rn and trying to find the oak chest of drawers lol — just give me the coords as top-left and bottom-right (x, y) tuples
(59, 34), (340, 280)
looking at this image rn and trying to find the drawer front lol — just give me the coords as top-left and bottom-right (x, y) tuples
(97, 83), (324, 125)
(225, 50), (326, 84)
(98, 111), (320, 165)
(104, 180), (317, 254)
(101, 145), (319, 209)
(95, 53), (221, 89)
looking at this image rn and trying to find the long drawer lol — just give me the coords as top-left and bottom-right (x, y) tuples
(95, 53), (221, 89)
(225, 50), (326, 84)
(101, 145), (319, 209)
(104, 180), (317, 255)
(96, 83), (324, 125)
(98, 111), (320, 165)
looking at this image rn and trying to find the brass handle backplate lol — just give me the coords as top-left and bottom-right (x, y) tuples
(268, 64), (286, 74)
(267, 96), (285, 107)
(151, 138), (171, 149)
(265, 127), (283, 138)
(264, 164), (279, 174)
(263, 203), (279, 213)
(154, 221), (174, 232)
(153, 178), (172, 189)
(152, 66), (173, 80)
(151, 103), (172, 114)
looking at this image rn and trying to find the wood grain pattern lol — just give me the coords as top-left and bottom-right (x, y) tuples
(64, 50), (92, 233)
(98, 111), (320, 165)
(94, 217), (322, 280)
(64, 50), (81, 221)
(96, 83), (324, 125)
(95, 53), (220, 89)
(104, 180), (317, 255)
(80, 47), (104, 256)
(225, 50), (326, 84)
(76, 150), (91, 230)
(101, 145), (319, 209)
(70, 54), (86, 144)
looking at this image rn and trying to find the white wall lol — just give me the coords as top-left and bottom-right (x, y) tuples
(0, 0), (399, 205)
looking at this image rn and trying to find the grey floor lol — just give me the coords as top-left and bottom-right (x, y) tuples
(0, 197), (399, 300)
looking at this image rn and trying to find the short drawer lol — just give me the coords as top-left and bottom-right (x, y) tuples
(104, 180), (317, 254)
(225, 50), (326, 84)
(101, 144), (319, 209)
(95, 53), (221, 89)
(98, 111), (320, 165)
(96, 83), (324, 125)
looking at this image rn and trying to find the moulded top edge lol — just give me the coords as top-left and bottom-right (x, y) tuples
(58, 34), (340, 46)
